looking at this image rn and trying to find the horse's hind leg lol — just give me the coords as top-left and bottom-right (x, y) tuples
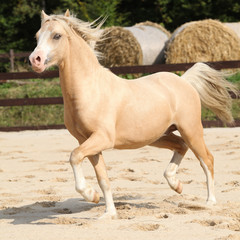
(178, 123), (216, 205)
(150, 133), (188, 194)
(199, 145), (216, 204)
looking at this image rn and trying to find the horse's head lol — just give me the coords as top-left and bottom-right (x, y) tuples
(29, 10), (70, 73)
(30, 10), (104, 73)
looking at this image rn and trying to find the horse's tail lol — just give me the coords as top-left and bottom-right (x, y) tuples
(182, 62), (238, 124)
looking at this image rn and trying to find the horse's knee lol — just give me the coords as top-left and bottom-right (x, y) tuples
(70, 148), (84, 166)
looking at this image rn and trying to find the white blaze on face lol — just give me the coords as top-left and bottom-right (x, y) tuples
(37, 29), (52, 56)
(29, 27), (52, 73)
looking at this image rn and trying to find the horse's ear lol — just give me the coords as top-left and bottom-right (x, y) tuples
(41, 10), (48, 20)
(64, 9), (70, 17)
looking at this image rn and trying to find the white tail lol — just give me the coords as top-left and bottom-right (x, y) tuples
(182, 62), (238, 124)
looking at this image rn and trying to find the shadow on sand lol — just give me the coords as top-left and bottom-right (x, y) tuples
(0, 198), (104, 225)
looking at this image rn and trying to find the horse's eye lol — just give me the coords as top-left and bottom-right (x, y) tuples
(53, 34), (61, 40)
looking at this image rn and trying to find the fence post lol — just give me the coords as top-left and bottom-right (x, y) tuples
(10, 49), (15, 72)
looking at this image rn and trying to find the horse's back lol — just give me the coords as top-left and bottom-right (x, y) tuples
(126, 71), (200, 112)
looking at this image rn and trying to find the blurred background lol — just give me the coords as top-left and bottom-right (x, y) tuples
(1, 0), (240, 54)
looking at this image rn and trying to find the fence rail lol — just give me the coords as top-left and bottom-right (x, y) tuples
(0, 59), (239, 131)
(0, 50), (31, 72)
(0, 97), (63, 106)
(1, 60), (240, 81)
(0, 51), (31, 59)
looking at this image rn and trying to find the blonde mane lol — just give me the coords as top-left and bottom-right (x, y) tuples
(42, 13), (105, 54)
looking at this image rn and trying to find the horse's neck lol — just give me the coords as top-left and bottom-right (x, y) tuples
(59, 36), (104, 100)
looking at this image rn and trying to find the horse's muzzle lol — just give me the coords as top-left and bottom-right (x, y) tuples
(29, 49), (47, 73)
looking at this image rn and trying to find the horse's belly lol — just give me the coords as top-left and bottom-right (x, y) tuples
(114, 105), (173, 149)
(114, 134), (163, 149)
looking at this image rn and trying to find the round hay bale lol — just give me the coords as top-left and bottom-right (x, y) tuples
(96, 27), (142, 67)
(224, 22), (240, 39)
(127, 21), (171, 65)
(96, 22), (170, 67)
(165, 19), (240, 64)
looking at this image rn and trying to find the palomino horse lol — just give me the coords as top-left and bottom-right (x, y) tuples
(29, 10), (237, 219)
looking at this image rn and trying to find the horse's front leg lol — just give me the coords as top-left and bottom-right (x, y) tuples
(69, 131), (116, 218)
(88, 154), (117, 219)
(70, 157), (100, 203)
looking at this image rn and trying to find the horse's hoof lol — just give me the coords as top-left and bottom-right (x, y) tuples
(175, 181), (183, 194)
(206, 198), (217, 206)
(92, 191), (100, 204)
(98, 211), (118, 220)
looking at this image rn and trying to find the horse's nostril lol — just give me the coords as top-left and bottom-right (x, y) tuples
(36, 56), (41, 62)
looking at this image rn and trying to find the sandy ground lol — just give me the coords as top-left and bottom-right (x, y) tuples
(0, 128), (239, 240)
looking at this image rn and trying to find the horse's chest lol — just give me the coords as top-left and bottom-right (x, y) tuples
(64, 105), (97, 139)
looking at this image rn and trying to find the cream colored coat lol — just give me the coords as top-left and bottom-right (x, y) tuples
(29, 10), (237, 218)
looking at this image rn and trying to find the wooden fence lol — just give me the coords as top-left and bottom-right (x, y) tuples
(0, 50), (31, 72)
(0, 57), (239, 131)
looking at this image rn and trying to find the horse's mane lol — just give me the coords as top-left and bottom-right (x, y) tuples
(42, 13), (105, 54)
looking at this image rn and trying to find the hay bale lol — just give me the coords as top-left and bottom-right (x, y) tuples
(127, 21), (171, 65)
(96, 27), (142, 67)
(96, 22), (170, 67)
(165, 19), (240, 64)
(224, 22), (240, 39)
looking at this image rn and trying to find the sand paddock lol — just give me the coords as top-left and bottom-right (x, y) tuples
(0, 128), (239, 240)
